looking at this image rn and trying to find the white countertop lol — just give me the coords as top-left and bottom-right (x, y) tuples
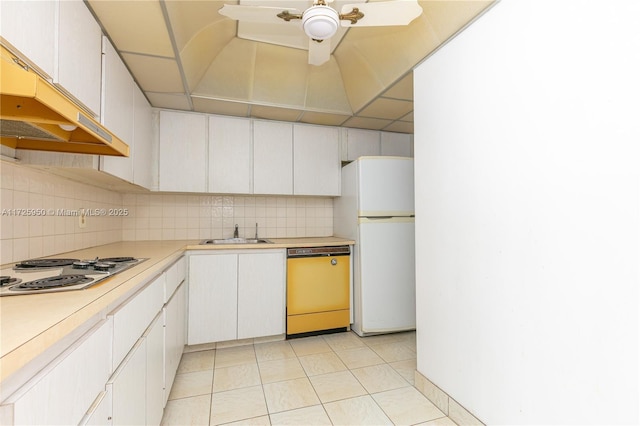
(0, 237), (354, 386)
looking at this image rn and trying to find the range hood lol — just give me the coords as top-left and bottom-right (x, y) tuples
(0, 45), (129, 157)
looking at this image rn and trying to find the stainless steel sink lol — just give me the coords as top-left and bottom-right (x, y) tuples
(199, 238), (273, 245)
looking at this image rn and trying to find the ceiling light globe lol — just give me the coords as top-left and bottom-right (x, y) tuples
(302, 5), (339, 40)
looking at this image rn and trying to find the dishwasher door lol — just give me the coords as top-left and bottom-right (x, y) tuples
(286, 246), (350, 335)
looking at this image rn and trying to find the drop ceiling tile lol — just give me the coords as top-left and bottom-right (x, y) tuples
(250, 105), (302, 122)
(87, 0), (173, 57)
(299, 112), (350, 127)
(253, 43), (308, 107)
(179, 20), (236, 92)
(305, 61), (352, 114)
(192, 98), (250, 117)
(333, 47), (385, 113)
(193, 39), (257, 101)
(121, 54), (184, 93)
(165, 1), (230, 52)
(342, 117), (393, 131)
(400, 111), (414, 121)
(383, 73), (414, 101)
(146, 93), (191, 110)
(420, 0), (494, 43)
(359, 98), (413, 121)
(383, 121), (413, 134)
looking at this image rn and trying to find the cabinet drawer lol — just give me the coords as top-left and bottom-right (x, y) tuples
(164, 256), (186, 303)
(110, 275), (164, 369)
(1, 319), (112, 426)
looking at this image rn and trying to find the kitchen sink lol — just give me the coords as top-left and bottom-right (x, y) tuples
(199, 238), (273, 245)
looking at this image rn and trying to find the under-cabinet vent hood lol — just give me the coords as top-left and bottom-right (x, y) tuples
(0, 45), (129, 157)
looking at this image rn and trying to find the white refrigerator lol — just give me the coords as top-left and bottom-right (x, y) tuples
(334, 156), (415, 336)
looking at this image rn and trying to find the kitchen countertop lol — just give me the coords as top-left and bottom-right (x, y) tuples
(0, 237), (354, 390)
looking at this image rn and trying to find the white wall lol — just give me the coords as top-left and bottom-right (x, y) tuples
(414, 1), (639, 424)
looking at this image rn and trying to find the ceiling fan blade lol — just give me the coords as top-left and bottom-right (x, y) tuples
(339, 0), (422, 27)
(219, 4), (301, 24)
(308, 39), (331, 66)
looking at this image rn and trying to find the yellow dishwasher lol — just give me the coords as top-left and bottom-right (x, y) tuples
(286, 246), (351, 336)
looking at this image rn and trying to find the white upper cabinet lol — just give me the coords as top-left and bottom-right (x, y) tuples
(132, 85), (153, 189)
(253, 121), (293, 195)
(56, 0), (102, 116)
(158, 110), (207, 192)
(342, 128), (381, 161)
(156, 112), (343, 196)
(0, 0), (57, 78)
(101, 37), (134, 146)
(209, 116), (252, 194)
(293, 124), (341, 196)
(1, 0), (102, 116)
(381, 132), (413, 157)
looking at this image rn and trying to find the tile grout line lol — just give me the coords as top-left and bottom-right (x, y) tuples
(166, 331), (452, 425)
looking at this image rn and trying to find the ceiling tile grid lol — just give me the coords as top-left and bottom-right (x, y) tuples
(87, 0), (496, 134)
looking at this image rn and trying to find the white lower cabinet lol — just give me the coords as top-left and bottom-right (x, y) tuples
(188, 250), (286, 345)
(164, 282), (186, 405)
(1, 319), (112, 425)
(0, 257), (187, 426)
(188, 254), (238, 344)
(107, 338), (146, 425)
(111, 274), (165, 370)
(79, 389), (112, 426)
(145, 313), (165, 425)
(237, 252), (286, 339)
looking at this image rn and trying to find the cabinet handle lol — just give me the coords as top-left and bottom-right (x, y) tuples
(331, 259), (337, 266)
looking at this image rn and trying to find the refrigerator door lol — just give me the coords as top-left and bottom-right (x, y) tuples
(355, 217), (415, 334)
(358, 157), (414, 216)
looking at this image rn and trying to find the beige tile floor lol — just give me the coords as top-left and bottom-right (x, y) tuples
(161, 331), (457, 425)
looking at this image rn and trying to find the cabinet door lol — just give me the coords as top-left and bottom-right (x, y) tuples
(108, 338), (146, 426)
(164, 256), (186, 303)
(253, 121), (293, 195)
(159, 110), (207, 192)
(79, 389), (112, 426)
(145, 313), (164, 426)
(100, 37), (134, 182)
(343, 128), (380, 161)
(237, 252), (286, 339)
(208, 116), (252, 194)
(293, 124), (341, 196)
(381, 132), (412, 157)
(57, 0), (102, 116)
(164, 282), (186, 405)
(111, 274), (164, 370)
(0, 0), (56, 78)
(6, 319), (112, 425)
(132, 85), (154, 189)
(188, 254), (238, 344)
(101, 37), (134, 146)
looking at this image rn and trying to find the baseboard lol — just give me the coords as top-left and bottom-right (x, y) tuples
(414, 370), (484, 425)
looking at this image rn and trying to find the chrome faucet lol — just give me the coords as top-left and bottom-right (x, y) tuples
(233, 224), (239, 238)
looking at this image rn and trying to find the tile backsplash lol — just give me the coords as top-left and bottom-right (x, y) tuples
(0, 161), (123, 264)
(121, 194), (333, 242)
(0, 161), (334, 264)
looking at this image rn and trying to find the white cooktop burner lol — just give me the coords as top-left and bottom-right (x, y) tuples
(0, 257), (147, 296)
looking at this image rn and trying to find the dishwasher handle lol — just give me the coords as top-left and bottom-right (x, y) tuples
(287, 245), (350, 258)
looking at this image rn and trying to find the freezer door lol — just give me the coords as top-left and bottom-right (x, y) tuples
(357, 218), (416, 333)
(358, 157), (414, 216)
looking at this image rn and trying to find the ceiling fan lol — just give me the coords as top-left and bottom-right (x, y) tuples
(218, 0), (423, 66)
